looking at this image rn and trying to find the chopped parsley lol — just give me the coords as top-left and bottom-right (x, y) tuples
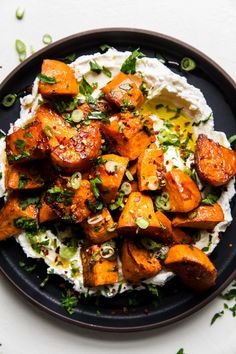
(85, 200), (103, 213)
(14, 217), (38, 232)
(90, 176), (102, 198)
(15, 139), (26, 152)
(56, 53), (76, 64)
(99, 44), (111, 53)
(210, 310), (224, 325)
(18, 174), (28, 189)
(38, 73), (57, 84)
(60, 289), (78, 315)
(87, 111), (109, 123)
(89, 60), (112, 77)
(176, 349), (185, 354)
(19, 261), (37, 273)
(0, 172), (2, 180)
(8, 151), (30, 162)
(143, 120), (152, 136)
(79, 76), (94, 97)
(20, 196), (41, 210)
(202, 189), (221, 205)
(120, 48), (144, 74)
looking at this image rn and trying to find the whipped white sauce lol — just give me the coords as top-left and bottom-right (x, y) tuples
(0, 48), (234, 297)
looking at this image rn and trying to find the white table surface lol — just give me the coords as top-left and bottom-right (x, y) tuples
(0, 0), (236, 353)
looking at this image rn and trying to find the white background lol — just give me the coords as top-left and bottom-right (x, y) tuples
(0, 1), (236, 353)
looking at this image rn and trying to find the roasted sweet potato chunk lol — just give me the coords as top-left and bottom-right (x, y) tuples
(164, 169), (201, 212)
(172, 203), (224, 229)
(117, 192), (168, 238)
(39, 196), (58, 223)
(81, 244), (118, 287)
(137, 144), (165, 191)
(121, 239), (161, 283)
(102, 72), (144, 110)
(164, 244), (217, 292)
(102, 112), (154, 160)
(35, 104), (77, 150)
(6, 120), (49, 164)
(171, 228), (192, 244)
(77, 99), (114, 120)
(195, 134), (236, 186)
(45, 177), (95, 223)
(51, 123), (101, 173)
(0, 194), (38, 240)
(38, 59), (78, 96)
(81, 208), (118, 244)
(7, 163), (45, 190)
(92, 154), (128, 203)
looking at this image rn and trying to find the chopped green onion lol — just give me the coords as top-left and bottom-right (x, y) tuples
(135, 217), (149, 229)
(1, 94), (17, 108)
(140, 237), (162, 251)
(105, 160), (119, 174)
(99, 44), (111, 53)
(120, 182), (132, 195)
(43, 125), (53, 137)
(38, 73), (57, 84)
(90, 176), (102, 198)
(155, 192), (170, 211)
(125, 169), (134, 181)
(15, 39), (26, 54)
(228, 135), (236, 144)
(155, 53), (166, 64)
(59, 245), (77, 259)
(107, 223), (117, 232)
(70, 172), (82, 190)
(188, 210), (198, 220)
(158, 128), (179, 145)
(71, 109), (84, 123)
(100, 244), (115, 259)
(180, 57), (196, 72)
(42, 34), (53, 45)
(16, 7), (25, 20)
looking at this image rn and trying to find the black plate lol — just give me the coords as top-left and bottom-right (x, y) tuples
(0, 28), (236, 332)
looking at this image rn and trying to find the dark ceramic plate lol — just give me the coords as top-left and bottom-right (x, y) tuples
(0, 28), (236, 332)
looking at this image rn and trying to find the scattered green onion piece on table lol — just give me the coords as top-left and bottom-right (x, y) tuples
(180, 57), (196, 71)
(70, 172), (82, 190)
(135, 217), (149, 229)
(1, 94), (17, 108)
(228, 135), (236, 144)
(42, 34), (53, 45)
(16, 7), (25, 20)
(15, 39), (26, 54)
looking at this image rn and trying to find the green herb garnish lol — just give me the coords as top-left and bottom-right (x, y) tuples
(38, 73), (57, 84)
(15, 139), (26, 152)
(14, 217), (38, 232)
(60, 289), (78, 315)
(99, 44), (111, 53)
(228, 135), (236, 144)
(89, 60), (112, 78)
(40, 275), (50, 288)
(16, 7), (25, 20)
(1, 94), (17, 108)
(42, 34), (52, 45)
(192, 113), (212, 126)
(79, 76), (93, 97)
(90, 176), (102, 198)
(18, 174), (28, 189)
(120, 49), (144, 74)
(180, 57), (196, 71)
(210, 310), (224, 325)
(20, 196), (41, 210)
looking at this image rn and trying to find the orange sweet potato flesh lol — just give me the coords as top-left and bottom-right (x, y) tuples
(101, 112), (154, 160)
(35, 104), (77, 150)
(39, 196), (58, 223)
(137, 144), (165, 191)
(6, 120), (49, 164)
(164, 244), (217, 292)
(51, 123), (101, 174)
(81, 244), (118, 287)
(38, 59), (78, 96)
(195, 134), (236, 186)
(78, 99), (114, 120)
(81, 208), (118, 244)
(117, 192), (168, 239)
(172, 203), (224, 229)
(7, 163), (45, 190)
(121, 239), (161, 283)
(92, 154), (128, 203)
(164, 169), (201, 212)
(0, 193), (38, 240)
(171, 227), (192, 244)
(45, 177), (95, 223)
(102, 72), (144, 110)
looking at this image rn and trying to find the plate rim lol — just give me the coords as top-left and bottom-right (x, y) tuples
(0, 27), (236, 332)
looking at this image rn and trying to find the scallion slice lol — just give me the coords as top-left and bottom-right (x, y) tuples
(180, 57), (196, 71)
(70, 172), (82, 190)
(42, 34), (53, 45)
(229, 135), (236, 144)
(125, 169), (134, 181)
(16, 7), (25, 20)
(120, 182), (132, 195)
(155, 192), (170, 211)
(15, 39), (26, 54)
(59, 245), (77, 260)
(1, 94), (17, 108)
(135, 217), (149, 229)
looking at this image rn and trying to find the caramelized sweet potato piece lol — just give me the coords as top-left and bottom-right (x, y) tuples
(51, 123), (101, 173)
(102, 72), (144, 110)
(39, 196), (58, 223)
(195, 134), (236, 186)
(81, 244), (118, 287)
(164, 169), (201, 212)
(77, 99), (114, 120)
(92, 154), (128, 203)
(0, 194), (38, 240)
(35, 104), (77, 150)
(102, 112), (154, 160)
(45, 177), (95, 223)
(117, 192), (167, 238)
(128, 160), (138, 177)
(81, 208), (118, 244)
(164, 244), (217, 292)
(38, 59), (78, 96)
(121, 239), (161, 283)
(7, 163), (45, 190)
(171, 228), (192, 244)
(6, 121), (49, 164)
(137, 144), (165, 191)
(172, 203), (224, 229)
